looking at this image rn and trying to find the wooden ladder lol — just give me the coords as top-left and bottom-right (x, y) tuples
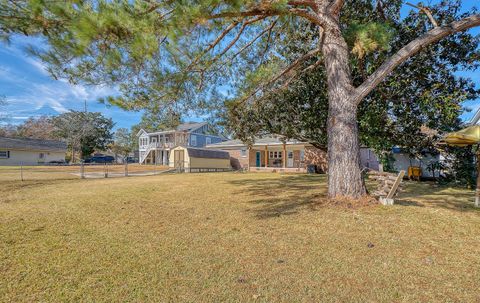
(369, 170), (405, 205)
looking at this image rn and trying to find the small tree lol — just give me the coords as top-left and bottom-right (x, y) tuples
(109, 128), (134, 161)
(52, 111), (114, 162)
(16, 116), (57, 140)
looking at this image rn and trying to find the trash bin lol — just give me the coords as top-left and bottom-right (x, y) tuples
(307, 164), (316, 174)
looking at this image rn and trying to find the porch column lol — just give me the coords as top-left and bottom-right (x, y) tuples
(163, 150), (168, 165)
(283, 143), (286, 168)
(265, 146), (268, 168)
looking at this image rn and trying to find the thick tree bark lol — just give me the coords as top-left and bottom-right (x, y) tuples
(322, 25), (366, 199)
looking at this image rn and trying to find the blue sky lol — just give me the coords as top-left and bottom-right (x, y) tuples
(0, 1), (479, 130)
(0, 36), (143, 129)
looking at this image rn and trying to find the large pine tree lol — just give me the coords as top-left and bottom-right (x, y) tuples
(1, 0), (479, 198)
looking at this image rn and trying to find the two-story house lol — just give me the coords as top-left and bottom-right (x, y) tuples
(137, 122), (224, 165)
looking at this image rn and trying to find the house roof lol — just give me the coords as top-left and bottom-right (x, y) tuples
(137, 122), (208, 137)
(469, 107), (480, 126)
(206, 136), (305, 148)
(185, 147), (230, 159)
(176, 122), (207, 132)
(0, 137), (67, 152)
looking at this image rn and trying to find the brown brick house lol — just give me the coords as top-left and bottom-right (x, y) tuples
(206, 136), (327, 173)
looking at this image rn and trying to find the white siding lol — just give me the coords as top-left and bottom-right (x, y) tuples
(0, 149), (66, 166)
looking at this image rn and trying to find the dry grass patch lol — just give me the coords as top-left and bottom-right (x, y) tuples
(0, 164), (170, 181)
(1, 173), (480, 302)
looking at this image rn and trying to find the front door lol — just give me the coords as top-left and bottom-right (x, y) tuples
(256, 151), (261, 167)
(174, 150), (185, 168)
(287, 151), (294, 167)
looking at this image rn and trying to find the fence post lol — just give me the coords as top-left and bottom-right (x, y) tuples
(20, 162), (24, 181)
(104, 163), (108, 178)
(125, 161), (128, 177)
(80, 163), (85, 179)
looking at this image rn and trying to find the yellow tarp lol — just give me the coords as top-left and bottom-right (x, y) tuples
(443, 125), (480, 147)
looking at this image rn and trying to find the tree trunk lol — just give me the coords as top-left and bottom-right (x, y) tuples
(322, 25), (367, 199)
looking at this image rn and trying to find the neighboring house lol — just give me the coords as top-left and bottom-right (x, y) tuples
(360, 148), (380, 171)
(0, 137), (67, 166)
(390, 147), (439, 178)
(137, 122), (225, 165)
(206, 136), (328, 173)
(169, 146), (231, 171)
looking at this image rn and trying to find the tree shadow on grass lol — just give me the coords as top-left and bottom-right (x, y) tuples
(230, 175), (480, 217)
(394, 181), (480, 212)
(228, 174), (327, 219)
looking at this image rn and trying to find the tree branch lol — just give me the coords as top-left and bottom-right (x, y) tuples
(187, 21), (239, 69)
(232, 19), (278, 59)
(406, 2), (438, 27)
(328, 0), (345, 15)
(208, 8), (283, 19)
(354, 14), (480, 104)
(213, 16), (267, 61)
(236, 47), (321, 107)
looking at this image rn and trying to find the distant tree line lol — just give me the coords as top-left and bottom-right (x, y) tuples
(0, 111), (116, 163)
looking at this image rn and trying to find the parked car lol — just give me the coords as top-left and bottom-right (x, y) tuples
(83, 156), (115, 164)
(125, 157), (137, 163)
(48, 160), (67, 165)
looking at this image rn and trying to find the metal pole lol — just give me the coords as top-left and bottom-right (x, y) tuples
(475, 150), (480, 207)
(80, 163), (85, 179)
(20, 162), (24, 181)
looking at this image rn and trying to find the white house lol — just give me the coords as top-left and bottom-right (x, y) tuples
(137, 122), (225, 165)
(0, 137), (67, 166)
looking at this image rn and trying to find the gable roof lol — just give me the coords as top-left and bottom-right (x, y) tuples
(185, 147), (230, 159)
(0, 137), (67, 152)
(176, 122), (207, 132)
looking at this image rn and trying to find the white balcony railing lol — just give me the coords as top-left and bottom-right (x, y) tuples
(140, 142), (175, 150)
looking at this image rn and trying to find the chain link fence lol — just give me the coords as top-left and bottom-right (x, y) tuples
(0, 163), (174, 182)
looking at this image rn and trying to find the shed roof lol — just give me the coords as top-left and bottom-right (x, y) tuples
(185, 147), (230, 159)
(0, 137), (67, 152)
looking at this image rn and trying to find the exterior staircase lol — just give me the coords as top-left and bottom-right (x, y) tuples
(139, 142), (175, 164)
(140, 142), (159, 164)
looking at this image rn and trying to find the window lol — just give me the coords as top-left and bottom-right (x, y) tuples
(190, 135), (197, 146)
(39, 153), (45, 159)
(206, 137), (212, 145)
(300, 150), (305, 162)
(0, 151), (9, 159)
(240, 149), (247, 157)
(269, 151), (282, 159)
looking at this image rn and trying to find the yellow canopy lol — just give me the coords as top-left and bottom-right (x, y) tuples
(442, 125), (480, 147)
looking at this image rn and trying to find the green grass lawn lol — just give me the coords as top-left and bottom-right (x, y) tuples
(1, 173), (480, 302)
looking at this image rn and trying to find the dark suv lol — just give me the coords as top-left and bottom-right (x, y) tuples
(83, 156), (115, 164)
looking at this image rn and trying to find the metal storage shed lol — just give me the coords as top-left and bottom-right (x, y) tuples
(169, 146), (231, 172)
